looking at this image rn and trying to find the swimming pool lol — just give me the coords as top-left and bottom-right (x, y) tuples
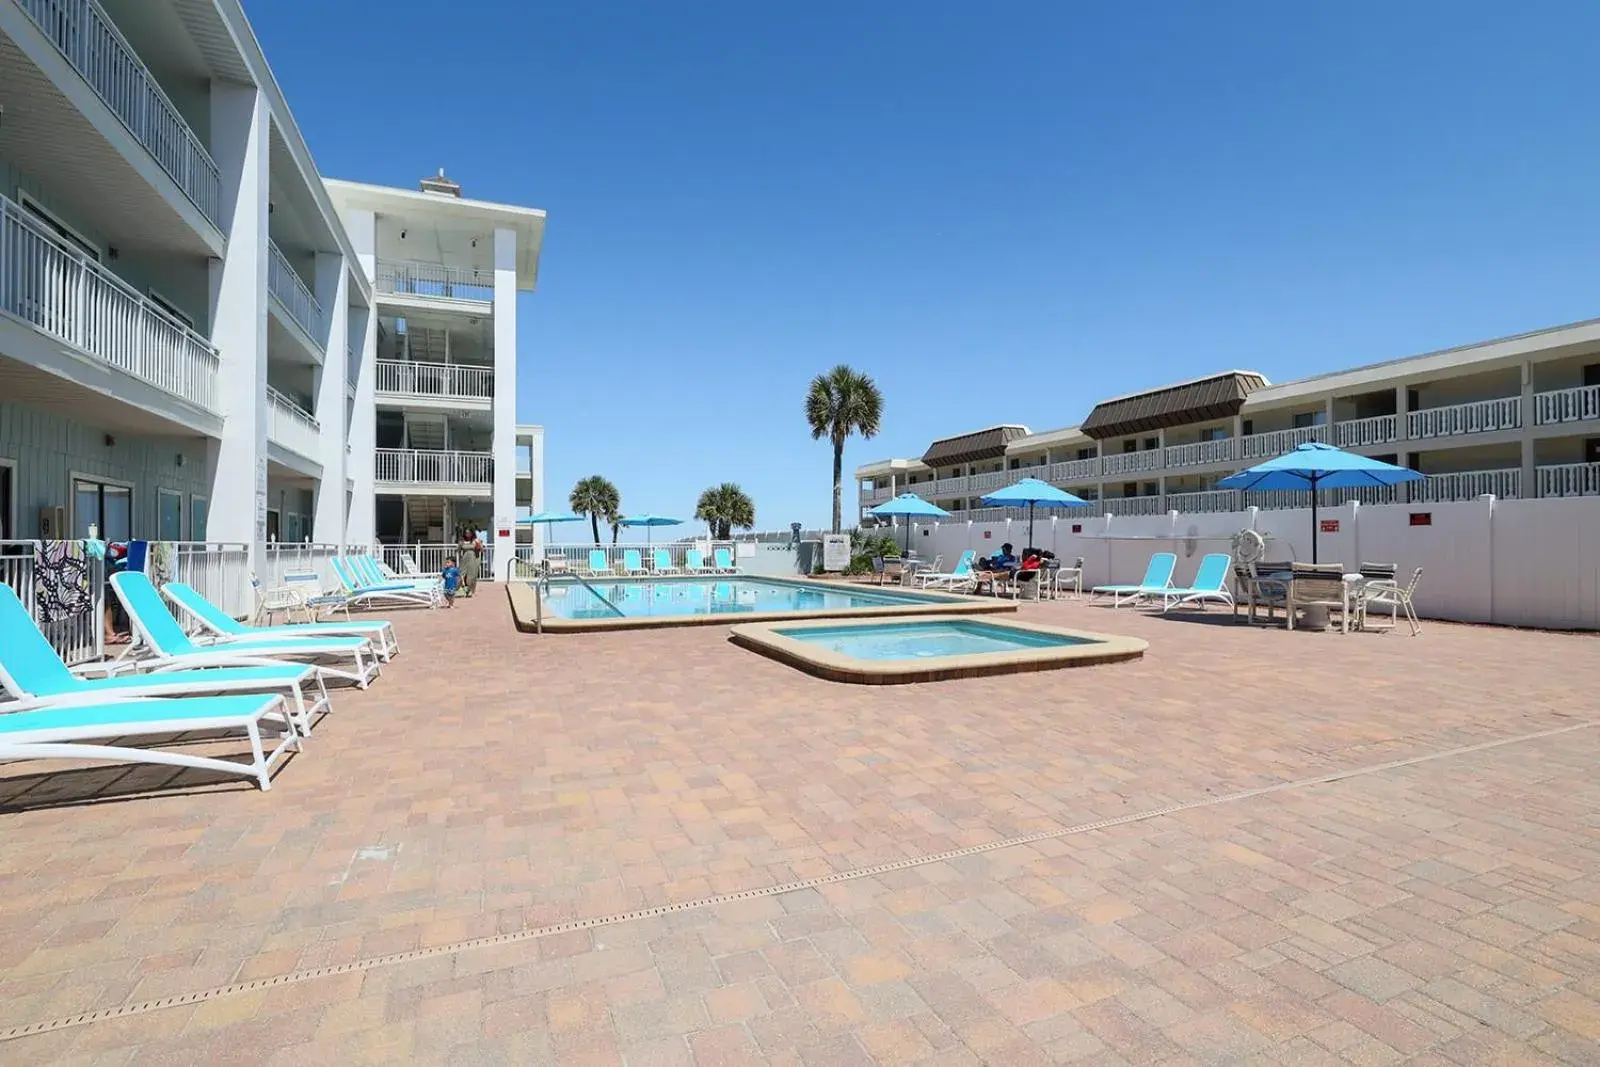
(777, 619), (1092, 659)
(509, 575), (1013, 632)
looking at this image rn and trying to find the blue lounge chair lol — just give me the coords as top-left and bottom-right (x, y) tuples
(685, 549), (713, 574)
(622, 549), (646, 576)
(1092, 552), (1177, 608)
(651, 548), (678, 575)
(355, 555), (440, 594)
(0, 584), (329, 732)
(163, 581), (398, 662)
(713, 547), (736, 573)
(587, 549), (612, 576)
(917, 550), (977, 590)
(1156, 553), (1235, 613)
(112, 573), (381, 689)
(0, 695), (299, 791)
(331, 557), (436, 609)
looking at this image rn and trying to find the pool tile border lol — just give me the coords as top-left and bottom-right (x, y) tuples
(506, 576), (1017, 633)
(727, 615), (1148, 683)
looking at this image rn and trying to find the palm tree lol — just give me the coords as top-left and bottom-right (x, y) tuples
(569, 475), (620, 544)
(806, 364), (884, 532)
(695, 483), (756, 540)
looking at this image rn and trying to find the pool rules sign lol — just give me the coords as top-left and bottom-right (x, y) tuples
(822, 534), (850, 571)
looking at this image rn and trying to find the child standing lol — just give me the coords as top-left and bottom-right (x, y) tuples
(441, 556), (462, 607)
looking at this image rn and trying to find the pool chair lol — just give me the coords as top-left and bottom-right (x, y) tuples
(355, 555), (440, 594)
(713, 547), (736, 573)
(586, 549), (613, 577)
(1091, 552), (1176, 608)
(332, 557), (439, 610)
(651, 549), (679, 575)
(622, 549), (647, 576)
(1155, 553), (1234, 613)
(0, 694), (299, 792)
(0, 583), (330, 733)
(685, 549), (714, 574)
(163, 581), (398, 662)
(916, 549), (977, 590)
(111, 572), (381, 689)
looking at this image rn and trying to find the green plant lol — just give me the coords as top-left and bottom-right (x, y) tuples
(806, 365), (883, 533)
(694, 483), (756, 540)
(568, 475), (620, 544)
(843, 531), (899, 575)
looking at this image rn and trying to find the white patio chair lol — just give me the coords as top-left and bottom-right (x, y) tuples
(1357, 567), (1422, 636)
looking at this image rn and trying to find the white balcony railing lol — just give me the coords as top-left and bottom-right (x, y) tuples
(374, 359), (494, 401)
(375, 448), (493, 486)
(1412, 468), (1520, 502)
(268, 241), (324, 342)
(1047, 457), (1100, 483)
(969, 470), (1009, 492)
(931, 475), (968, 497)
(266, 387), (320, 461)
(1100, 496), (1166, 517)
(1100, 449), (1163, 476)
(862, 485), (892, 505)
(1536, 462), (1600, 498)
(0, 193), (219, 410)
(16, 0), (221, 227)
(1165, 489), (1239, 513)
(1532, 385), (1600, 426)
(1334, 414), (1399, 448)
(375, 260), (494, 303)
(1406, 397), (1521, 440)
(1164, 437), (1235, 468)
(1240, 424), (1326, 459)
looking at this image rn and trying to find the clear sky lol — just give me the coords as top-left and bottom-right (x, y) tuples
(251, 1), (1600, 532)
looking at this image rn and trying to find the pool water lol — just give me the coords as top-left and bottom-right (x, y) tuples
(777, 620), (1094, 660)
(535, 577), (959, 620)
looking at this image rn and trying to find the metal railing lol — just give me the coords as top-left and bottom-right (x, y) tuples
(268, 240), (324, 342)
(1, 539), (104, 664)
(171, 542), (252, 618)
(1047, 457), (1100, 483)
(16, 0), (221, 227)
(1100, 449), (1163, 476)
(1099, 496), (1166, 517)
(374, 359), (494, 400)
(374, 448), (493, 486)
(376, 542), (492, 579)
(266, 387), (320, 461)
(375, 260), (494, 303)
(1239, 424), (1326, 459)
(1536, 462), (1600, 498)
(1406, 396), (1521, 439)
(968, 470), (1010, 492)
(1334, 413), (1399, 448)
(1532, 385), (1600, 426)
(261, 542), (342, 589)
(540, 541), (737, 574)
(1163, 437), (1235, 468)
(1412, 468), (1521, 502)
(0, 193), (219, 410)
(1163, 489), (1238, 513)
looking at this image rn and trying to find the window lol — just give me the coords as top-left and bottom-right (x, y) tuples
(147, 290), (194, 329)
(1241, 419), (1253, 436)
(1077, 447), (1094, 461)
(1292, 410), (1326, 429)
(157, 489), (183, 540)
(1200, 426), (1228, 442)
(0, 459), (14, 541)
(266, 509), (281, 542)
(1583, 363), (1600, 388)
(285, 512), (301, 543)
(191, 495), (209, 541)
(20, 193), (101, 261)
(1143, 437), (1159, 451)
(73, 477), (132, 541)
(1122, 441), (1137, 454)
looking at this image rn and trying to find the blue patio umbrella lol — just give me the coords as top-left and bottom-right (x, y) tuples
(979, 477), (1088, 551)
(618, 514), (684, 544)
(869, 493), (951, 555)
(1217, 442), (1424, 563)
(518, 511), (586, 526)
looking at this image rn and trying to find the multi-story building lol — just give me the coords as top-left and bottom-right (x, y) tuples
(857, 319), (1600, 522)
(0, 0), (544, 580)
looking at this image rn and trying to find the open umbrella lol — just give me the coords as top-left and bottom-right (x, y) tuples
(979, 477), (1088, 550)
(618, 514), (683, 544)
(518, 511), (586, 526)
(868, 493), (951, 556)
(1217, 442), (1423, 563)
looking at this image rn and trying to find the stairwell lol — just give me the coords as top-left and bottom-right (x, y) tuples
(404, 414), (447, 451)
(404, 497), (446, 541)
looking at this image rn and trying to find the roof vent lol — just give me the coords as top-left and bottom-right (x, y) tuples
(419, 168), (461, 198)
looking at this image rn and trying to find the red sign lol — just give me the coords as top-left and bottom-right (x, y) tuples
(982, 530), (992, 539)
(1409, 512), (1432, 526)
(498, 528), (510, 538)
(1320, 519), (1340, 533)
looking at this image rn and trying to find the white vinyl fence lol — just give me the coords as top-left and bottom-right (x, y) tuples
(912, 496), (1600, 630)
(262, 542), (344, 589)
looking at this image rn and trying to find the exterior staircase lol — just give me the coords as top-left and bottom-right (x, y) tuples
(405, 496), (446, 541)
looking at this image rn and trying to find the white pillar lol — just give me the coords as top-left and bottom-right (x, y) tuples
(525, 426), (545, 560)
(312, 253), (348, 543)
(206, 82), (269, 570)
(345, 211), (378, 548)
(491, 227), (519, 579)
(1518, 361), (1535, 495)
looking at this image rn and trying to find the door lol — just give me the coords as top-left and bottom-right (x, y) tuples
(266, 509), (281, 542)
(0, 461), (12, 540)
(1585, 438), (1600, 464)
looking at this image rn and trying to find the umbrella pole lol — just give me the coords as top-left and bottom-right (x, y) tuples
(1310, 480), (1318, 564)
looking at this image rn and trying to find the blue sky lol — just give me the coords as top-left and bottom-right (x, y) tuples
(251, 1), (1600, 531)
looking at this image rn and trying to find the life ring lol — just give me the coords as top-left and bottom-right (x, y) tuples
(1233, 528), (1266, 563)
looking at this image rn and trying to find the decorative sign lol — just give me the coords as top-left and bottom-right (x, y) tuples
(1409, 512), (1432, 526)
(1320, 519), (1340, 533)
(821, 534), (850, 571)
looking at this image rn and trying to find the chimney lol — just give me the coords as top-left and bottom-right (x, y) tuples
(419, 168), (461, 198)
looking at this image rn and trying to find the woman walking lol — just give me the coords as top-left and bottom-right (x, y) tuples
(458, 525), (483, 597)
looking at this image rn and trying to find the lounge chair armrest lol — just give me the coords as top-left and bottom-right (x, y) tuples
(68, 657), (142, 678)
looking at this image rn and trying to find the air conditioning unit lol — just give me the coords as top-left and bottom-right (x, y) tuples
(38, 506), (67, 539)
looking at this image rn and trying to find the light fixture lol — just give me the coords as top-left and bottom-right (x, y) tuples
(399, 229), (407, 239)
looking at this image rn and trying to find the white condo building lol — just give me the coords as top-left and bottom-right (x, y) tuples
(0, 0), (545, 580)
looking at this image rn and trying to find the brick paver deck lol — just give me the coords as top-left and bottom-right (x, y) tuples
(1, 589), (1596, 1064)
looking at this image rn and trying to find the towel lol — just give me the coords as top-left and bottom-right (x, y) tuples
(149, 541), (176, 588)
(126, 540), (149, 574)
(33, 540), (93, 624)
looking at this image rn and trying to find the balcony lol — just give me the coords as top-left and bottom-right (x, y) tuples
(1100, 496), (1166, 517)
(1163, 489), (1238, 513)
(1240, 425), (1326, 459)
(14, 0), (221, 228)
(1536, 462), (1600, 498)
(375, 448), (493, 490)
(1100, 450), (1163, 477)
(1412, 468), (1520, 502)
(861, 485), (892, 506)
(1163, 437), (1235, 468)
(268, 241), (324, 344)
(266, 387), (319, 462)
(1406, 397), (1521, 440)
(1047, 457), (1100, 483)
(969, 470), (1010, 492)
(1533, 385), (1600, 426)
(0, 192), (218, 412)
(930, 475), (967, 497)
(374, 360), (493, 403)
(1333, 414), (1399, 449)
(375, 260), (494, 304)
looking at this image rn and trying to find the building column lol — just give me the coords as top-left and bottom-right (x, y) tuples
(206, 81), (269, 570)
(490, 227), (519, 579)
(312, 253), (348, 543)
(1324, 397), (1336, 438)
(1394, 384), (1413, 469)
(525, 426), (545, 559)
(1518, 360), (1536, 497)
(345, 210), (378, 548)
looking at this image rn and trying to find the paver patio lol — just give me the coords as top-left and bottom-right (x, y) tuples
(0, 589), (1596, 1065)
